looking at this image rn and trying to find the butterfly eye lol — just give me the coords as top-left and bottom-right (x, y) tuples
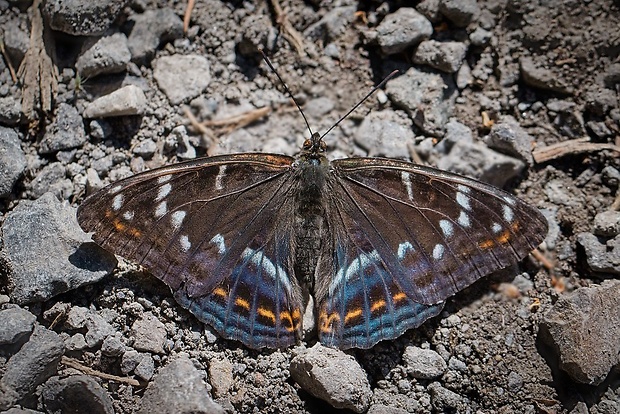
(303, 139), (312, 149)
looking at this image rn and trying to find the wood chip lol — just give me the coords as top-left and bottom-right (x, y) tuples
(532, 137), (620, 164)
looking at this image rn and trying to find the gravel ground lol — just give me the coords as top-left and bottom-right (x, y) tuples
(0, 0), (619, 413)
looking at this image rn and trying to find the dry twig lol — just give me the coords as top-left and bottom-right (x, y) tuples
(183, 0), (195, 34)
(269, 0), (305, 56)
(61, 356), (141, 387)
(532, 137), (620, 164)
(0, 35), (18, 83)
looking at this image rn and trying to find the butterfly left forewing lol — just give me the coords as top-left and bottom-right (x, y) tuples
(78, 153), (304, 348)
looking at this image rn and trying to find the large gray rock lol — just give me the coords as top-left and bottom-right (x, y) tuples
(539, 280), (620, 385)
(402, 346), (447, 379)
(0, 127), (26, 198)
(41, 375), (114, 414)
(290, 344), (372, 413)
(2, 193), (117, 305)
(153, 55), (211, 105)
(39, 103), (87, 154)
(127, 8), (184, 65)
(76, 33), (132, 78)
(43, 0), (128, 36)
(0, 307), (37, 347)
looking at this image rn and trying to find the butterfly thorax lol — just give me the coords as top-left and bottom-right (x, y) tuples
(292, 153), (330, 291)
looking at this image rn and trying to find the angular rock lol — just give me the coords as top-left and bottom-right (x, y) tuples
(0, 127), (27, 198)
(413, 40), (468, 73)
(0, 307), (37, 347)
(39, 103), (87, 154)
(41, 375), (114, 414)
(304, 6), (356, 42)
(593, 210), (620, 237)
(484, 115), (535, 165)
(30, 163), (72, 200)
(290, 344), (372, 413)
(0, 326), (65, 410)
(0, 96), (22, 125)
(134, 354), (155, 381)
(65, 307), (116, 348)
(153, 55), (211, 105)
(76, 33), (131, 78)
(520, 56), (573, 94)
(386, 67), (457, 137)
(354, 110), (415, 158)
(83, 85), (147, 118)
(127, 8), (184, 65)
(436, 139), (525, 187)
(539, 280), (620, 385)
(376, 8), (432, 54)
(576, 232), (620, 275)
(208, 357), (234, 398)
(402, 346), (447, 379)
(101, 333), (125, 357)
(439, 0), (480, 27)
(428, 381), (462, 411)
(2, 192), (117, 305)
(131, 312), (166, 354)
(137, 355), (225, 414)
(43, 0), (128, 36)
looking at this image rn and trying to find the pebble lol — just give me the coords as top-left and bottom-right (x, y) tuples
(41, 375), (114, 414)
(43, 0), (128, 36)
(2, 20), (29, 66)
(354, 110), (414, 158)
(30, 163), (72, 200)
(76, 32), (131, 78)
(83, 85), (148, 118)
(376, 8), (432, 54)
(290, 344), (372, 413)
(153, 55), (211, 105)
(484, 115), (535, 165)
(304, 6), (356, 42)
(137, 355), (225, 414)
(135, 353), (156, 381)
(386, 67), (457, 137)
(576, 232), (620, 275)
(540, 280), (620, 385)
(412, 40), (468, 73)
(0, 96), (22, 125)
(2, 193), (117, 304)
(0, 307), (37, 347)
(428, 381), (462, 411)
(208, 356), (234, 398)
(131, 312), (167, 354)
(65, 306), (116, 348)
(101, 333), (126, 357)
(593, 210), (620, 237)
(520, 56), (573, 94)
(402, 346), (447, 379)
(39, 103), (87, 154)
(127, 8), (184, 65)
(439, 0), (480, 27)
(0, 127), (27, 198)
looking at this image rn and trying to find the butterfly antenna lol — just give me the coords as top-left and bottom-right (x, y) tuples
(320, 69), (399, 140)
(259, 49), (315, 139)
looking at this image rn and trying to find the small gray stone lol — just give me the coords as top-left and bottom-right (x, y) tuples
(290, 344), (372, 413)
(507, 371), (523, 392)
(576, 232), (620, 275)
(131, 312), (167, 354)
(448, 356), (467, 372)
(153, 55), (211, 105)
(83, 85), (147, 118)
(101, 333), (125, 357)
(127, 8), (184, 65)
(0, 96), (22, 125)
(402, 346), (447, 379)
(30, 163), (72, 200)
(436, 119), (473, 154)
(0, 127), (27, 198)
(413, 40), (468, 73)
(470, 27), (492, 46)
(0, 326), (64, 411)
(386, 67), (457, 137)
(0, 307), (37, 346)
(2, 193), (117, 305)
(120, 350), (142, 375)
(138, 355), (225, 414)
(39, 103), (87, 154)
(593, 210), (620, 237)
(208, 357), (234, 398)
(134, 354), (155, 381)
(43, 0), (128, 36)
(133, 139), (157, 159)
(416, 0), (442, 23)
(439, 0), (480, 27)
(76, 33), (131, 78)
(304, 6), (356, 42)
(65, 333), (88, 351)
(42, 375), (114, 414)
(428, 382), (462, 410)
(484, 115), (535, 165)
(539, 280), (620, 385)
(354, 110), (415, 158)
(65, 307), (116, 348)
(436, 139), (525, 187)
(376, 8), (432, 54)
(520, 56), (573, 94)
(368, 405), (409, 414)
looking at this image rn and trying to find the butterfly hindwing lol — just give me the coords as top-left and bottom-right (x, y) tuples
(77, 154), (304, 348)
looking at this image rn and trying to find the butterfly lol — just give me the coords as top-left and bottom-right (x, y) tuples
(77, 121), (548, 350)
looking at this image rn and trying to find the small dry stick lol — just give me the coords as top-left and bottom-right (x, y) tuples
(532, 137), (620, 164)
(183, 0), (195, 34)
(0, 35), (17, 83)
(269, 0), (305, 56)
(61, 356), (140, 386)
(531, 248), (555, 273)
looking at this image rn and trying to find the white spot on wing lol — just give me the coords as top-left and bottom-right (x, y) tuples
(458, 211), (471, 227)
(179, 235), (191, 252)
(210, 234), (226, 255)
(112, 194), (124, 211)
(329, 250), (380, 296)
(503, 195), (516, 205)
(433, 244), (445, 260)
(457, 184), (471, 194)
(503, 205), (514, 222)
(439, 219), (454, 238)
(241, 248), (292, 293)
(110, 185), (122, 194)
(456, 191), (471, 210)
(492, 222), (502, 234)
(171, 210), (186, 229)
(401, 171), (414, 201)
(155, 201), (167, 218)
(157, 174), (172, 184)
(122, 210), (134, 221)
(397, 241), (414, 260)
(215, 165), (227, 191)
(155, 183), (172, 202)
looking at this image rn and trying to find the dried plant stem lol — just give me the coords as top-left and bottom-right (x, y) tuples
(61, 357), (140, 387)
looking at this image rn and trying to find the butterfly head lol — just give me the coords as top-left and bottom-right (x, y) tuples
(302, 132), (327, 159)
